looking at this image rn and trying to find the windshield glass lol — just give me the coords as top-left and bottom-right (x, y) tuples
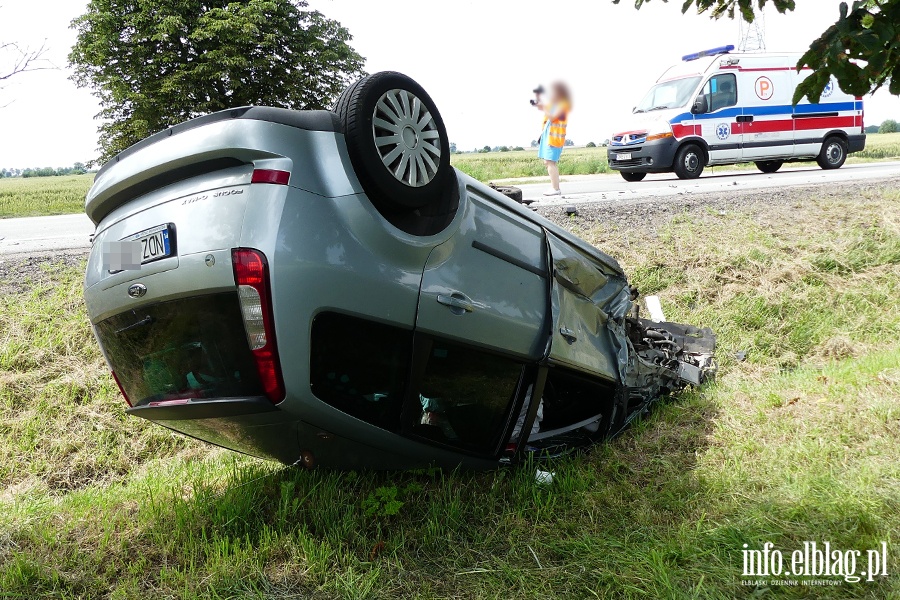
(634, 76), (702, 113)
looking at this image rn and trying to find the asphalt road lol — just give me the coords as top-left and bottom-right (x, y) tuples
(1, 160), (898, 257)
(520, 160), (900, 205)
(0, 213), (94, 257)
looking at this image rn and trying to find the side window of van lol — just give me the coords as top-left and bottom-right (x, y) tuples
(703, 74), (738, 112)
(310, 312), (412, 432)
(408, 339), (523, 456)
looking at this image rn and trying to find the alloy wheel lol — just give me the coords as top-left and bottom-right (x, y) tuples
(373, 89), (442, 187)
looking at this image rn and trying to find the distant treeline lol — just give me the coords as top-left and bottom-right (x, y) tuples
(1, 164), (90, 178)
(865, 119), (899, 135)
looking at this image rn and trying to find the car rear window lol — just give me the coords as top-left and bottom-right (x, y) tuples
(94, 293), (263, 406)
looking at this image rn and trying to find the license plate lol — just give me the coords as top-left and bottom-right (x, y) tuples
(617, 153), (633, 161)
(127, 224), (172, 265)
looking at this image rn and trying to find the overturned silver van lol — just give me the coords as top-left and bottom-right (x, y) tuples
(84, 72), (715, 470)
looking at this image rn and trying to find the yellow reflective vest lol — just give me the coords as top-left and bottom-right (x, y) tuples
(542, 100), (570, 148)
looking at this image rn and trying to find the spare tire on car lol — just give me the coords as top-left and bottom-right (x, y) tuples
(334, 71), (451, 210)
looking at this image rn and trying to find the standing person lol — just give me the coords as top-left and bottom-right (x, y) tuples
(534, 81), (572, 196)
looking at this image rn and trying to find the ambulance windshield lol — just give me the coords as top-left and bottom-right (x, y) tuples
(634, 76), (702, 113)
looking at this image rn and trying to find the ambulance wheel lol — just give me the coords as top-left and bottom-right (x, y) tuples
(755, 160), (784, 174)
(620, 172), (646, 182)
(334, 71), (451, 209)
(817, 136), (847, 170)
(673, 143), (705, 179)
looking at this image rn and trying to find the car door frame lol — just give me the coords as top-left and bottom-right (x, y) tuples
(695, 71), (742, 165)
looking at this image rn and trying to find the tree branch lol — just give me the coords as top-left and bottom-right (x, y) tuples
(0, 39), (53, 84)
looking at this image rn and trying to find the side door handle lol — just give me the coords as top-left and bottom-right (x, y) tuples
(559, 327), (577, 343)
(736, 115), (754, 123)
(437, 293), (475, 315)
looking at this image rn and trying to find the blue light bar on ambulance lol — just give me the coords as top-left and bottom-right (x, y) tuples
(682, 44), (735, 62)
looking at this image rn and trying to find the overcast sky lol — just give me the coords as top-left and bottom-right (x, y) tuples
(0, 0), (897, 167)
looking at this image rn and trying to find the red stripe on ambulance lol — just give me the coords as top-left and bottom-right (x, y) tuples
(793, 116), (857, 131)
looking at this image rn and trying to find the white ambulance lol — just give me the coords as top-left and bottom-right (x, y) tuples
(607, 45), (866, 181)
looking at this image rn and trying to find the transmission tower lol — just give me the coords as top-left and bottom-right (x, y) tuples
(738, 7), (766, 52)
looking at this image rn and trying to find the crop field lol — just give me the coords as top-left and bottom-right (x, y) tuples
(0, 174), (93, 218)
(1, 182), (898, 598)
(452, 146), (612, 181)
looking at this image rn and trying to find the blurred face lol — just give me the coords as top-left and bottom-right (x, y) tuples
(550, 82), (569, 104)
(549, 85), (562, 103)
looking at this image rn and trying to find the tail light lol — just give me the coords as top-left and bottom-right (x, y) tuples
(251, 169), (290, 185)
(232, 248), (285, 403)
(111, 371), (132, 407)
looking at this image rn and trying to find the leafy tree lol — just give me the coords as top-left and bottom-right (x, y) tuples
(499, 146), (510, 152)
(512, 146), (525, 151)
(564, 139), (575, 147)
(586, 141), (597, 148)
(879, 119), (898, 133)
(482, 146), (492, 153)
(450, 142), (458, 153)
(69, 0), (365, 164)
(623, 0), (900, 102)
(530, 140), (539, 147)
(865, 124), (881, 133)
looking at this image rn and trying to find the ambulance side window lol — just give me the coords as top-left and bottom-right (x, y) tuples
(702, 74), (738, 112)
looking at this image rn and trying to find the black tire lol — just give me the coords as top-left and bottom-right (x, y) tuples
(755, 160), (784, 174)
(620, 172), (646, 182)
(673, 143), (705, 179)
(817, 136), (848, 170)
(334, 72), (451, 209)
(489, 184), (523, 203)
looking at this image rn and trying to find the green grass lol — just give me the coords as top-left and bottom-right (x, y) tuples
(0, 174), (94, 218)
(1, 187), (899, 598)
(451, 132), (900, 181)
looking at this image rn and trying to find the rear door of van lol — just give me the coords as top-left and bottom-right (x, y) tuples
(415, 188), (548, 360)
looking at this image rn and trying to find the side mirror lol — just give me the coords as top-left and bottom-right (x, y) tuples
(692, 95), (709, 115)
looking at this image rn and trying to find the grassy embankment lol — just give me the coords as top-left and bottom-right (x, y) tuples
(0, 134), (899, 219)
(1, 184), (898, 598)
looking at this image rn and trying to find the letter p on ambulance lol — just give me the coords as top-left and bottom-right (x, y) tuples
(755, 76), (774, 101)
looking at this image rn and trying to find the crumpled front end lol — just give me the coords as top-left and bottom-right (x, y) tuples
(623, 318), (717, 423)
